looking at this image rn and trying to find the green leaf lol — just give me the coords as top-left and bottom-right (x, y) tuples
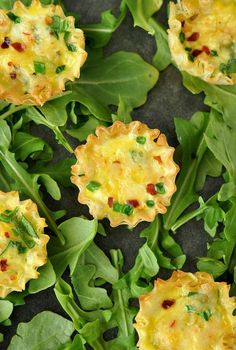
(67, 117), (102, 142)
(0, 120), (11, 150)
(49, 217), (98, 276)
(36, 174), (61, 201)
(0, 300), (13, 323)
(197, 258), (228, 278)
(75, 51), (159, 121)
(125, 0), (163, 34)
(30, 158), (75, 188)
(218, 182), (236, 201)
(112, 96), (133, 123)
(12, 132), (53, 162)
(28, 259), (56, 294)
(150, 18), (171, 71)
(182, 72), (236, 129)
(205, 110), (236, 183)
(0, 149), (64, 243)
(81, 2), (127, 48)
(8, 311), (74, 350)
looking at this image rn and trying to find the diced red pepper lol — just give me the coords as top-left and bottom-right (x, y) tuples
(108, 197), (113, 208)
(187, 32), (199, 42)
(1, 37), (11, 49)
(127, 199), (139, 208)
(162, 299), (175, 309)
(4, 232), (10, 238)
(202, 45), (210, 55)
(0, 259), (8, 272)
(192, 49), (202, 57)
(11, 42), (25, 52)
(154, 156), (162, 163)
(10, 72), (17, 80)
(170, 320), (176, 328)
(146, 183), (157, 195)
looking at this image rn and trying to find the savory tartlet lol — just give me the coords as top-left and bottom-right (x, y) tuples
(71, 121), (179, 227)
(0, 191), (49, 298)
(0, 0), (87, 105)
(135, 271), (236, 350)
(168, 0), (236, 84)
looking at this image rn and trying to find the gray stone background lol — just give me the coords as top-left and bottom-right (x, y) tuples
(1, 0), (215, 348)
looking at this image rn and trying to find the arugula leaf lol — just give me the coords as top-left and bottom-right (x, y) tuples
(81, 1), (127, 48)
(182, 72), (236, 129)
(48, 217), (98, 276)
(0, 300), (13, 323)
(150, 18), (171, 71)
(67, 116), (102, 142)
(12, 132), (53, 162)
(28, 259), (56, 294)
(74, 51), (159, 121)
(7, 311), (74, 350)
(125, 0), (163, 34)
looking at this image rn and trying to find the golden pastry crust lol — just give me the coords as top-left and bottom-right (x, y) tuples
(0, 191), (49, 298)
(135, 271), (236, 350)
(0, 0), (87, 105)
(168, 0), (236, 84)
(71, 121), (179, 228)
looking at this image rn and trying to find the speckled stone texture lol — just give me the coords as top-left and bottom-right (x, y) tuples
(1, 1), (215, 348)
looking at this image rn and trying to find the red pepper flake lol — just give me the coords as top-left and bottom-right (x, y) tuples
(23, 32), (30, 36)
(0, 259), (8, 272)
(187, 32), (199, 42)
(4, 232), (10, 238)
(170, 320), (176, 328)
(192, 49), (202, 57)
(10, 72), (17, 80)
(202, 45), (210, 55)
(11, 42), (26, 52)
(154, 156), (162, 163)
(108, 197), (114, 208)
(1, 37), (11, 49)
(113, 160), (121, 164)
(127, 199), (139, 208)
(181, 20), (185, 27)
(10, 274), (17, 281)
(8, 61), (14, 67)
(146, 183), (157, 195)
(162, 299), (175, 309)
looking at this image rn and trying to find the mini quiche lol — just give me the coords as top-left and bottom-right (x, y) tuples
(168, 0), (236, 84)
(71, 121), (179, 227)
(0, 0), (87, 105)
(0, 191), (49, 298)
(135, 271), (236, 350)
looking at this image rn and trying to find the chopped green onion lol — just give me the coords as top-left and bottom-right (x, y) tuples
(146, 200), (155, 208)
(179, 31), (185, 43)
(10, 241), (27, 254)
(7, 12), (21, 23)
(67, 43), (77, 52)
(184, 47), (192, 52)
(56, 65), (66, 74)
(185, 304), (196, 313)
(188, 53), (195, 62)
(34, 61), (46, 75)
(136, 136), (146, 145)
(198, 309), (212, 321)
(86, 181), (101, 192)
(21, 215), (38, 238)
(79, 173), (85, 177)
(210, 50), (218, 56)
(130, 150), (143, 163)
(0, 207), (19, 223)
(187, 291), (199, 297)
(50, 15), (69, 37)
(113, 203), (134, 216)
(156, 182), (166, 194)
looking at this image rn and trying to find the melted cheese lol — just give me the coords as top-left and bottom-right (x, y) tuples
(168, 0), (236, 84)
(71, 121), (179, 227)
(0, 0), (87, 105)
(135, 271), (236, 350)
(0, 191), (49, 297)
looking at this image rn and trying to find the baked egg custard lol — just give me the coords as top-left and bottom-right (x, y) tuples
(71, 121), (179, 228)
(135, 271), (236, 350)
(0, 191), (49, 298)
(168, 0), (236, 84)
(0, 0), (87, 105)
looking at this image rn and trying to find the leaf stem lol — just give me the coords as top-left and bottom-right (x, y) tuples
(0, 105), (27, 121)
(171, 206), (207, 232)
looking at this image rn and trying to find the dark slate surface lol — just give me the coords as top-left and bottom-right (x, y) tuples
(1, 0), (215, 348)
